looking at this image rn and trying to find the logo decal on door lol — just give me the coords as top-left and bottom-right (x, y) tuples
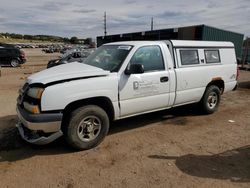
(133, 80), (160, 97)
(133, 81), (139, 90)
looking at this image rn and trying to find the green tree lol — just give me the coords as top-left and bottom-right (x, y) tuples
(84, 38), (92, 45)
(70, 36), (79, 44)
(63, 37), (70, 43)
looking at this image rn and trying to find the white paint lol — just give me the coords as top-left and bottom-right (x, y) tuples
(27, 62), (109, 84)
(24, 40), (237, 121)
(171, 40), (234, 48)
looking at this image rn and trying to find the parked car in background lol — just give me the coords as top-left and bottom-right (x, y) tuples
(47, 48), (95, 68)
(0, 44), (26, 67)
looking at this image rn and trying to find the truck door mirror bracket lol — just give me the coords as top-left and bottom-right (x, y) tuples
(125, 64), (144, 75)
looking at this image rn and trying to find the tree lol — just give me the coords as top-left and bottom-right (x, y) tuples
(63, 37), (70, 43)
(23, 35), (33, 40)
(70, 36), (79, 44)
(84, 38), (92, 45)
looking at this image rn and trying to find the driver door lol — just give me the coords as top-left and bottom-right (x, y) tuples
(119, 45), (170, 117)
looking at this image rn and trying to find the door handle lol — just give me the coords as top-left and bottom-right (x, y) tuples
(160, 76), (169, 82)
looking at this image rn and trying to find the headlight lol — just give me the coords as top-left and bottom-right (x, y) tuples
(27, 87), (44, 99)
(23, 102), (40, 114)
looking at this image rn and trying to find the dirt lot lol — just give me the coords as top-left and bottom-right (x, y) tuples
(0, 49), (249, 188)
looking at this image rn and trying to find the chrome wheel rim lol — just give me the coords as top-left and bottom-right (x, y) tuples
(77, 116), (101, 142)
(11, 59), (19, 67)
(207, 91), (218, 109)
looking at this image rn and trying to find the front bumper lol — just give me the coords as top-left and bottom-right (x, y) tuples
(16, 122), (63, 145)
(16, 105), (63, 145)
(17, 105), (62, 133)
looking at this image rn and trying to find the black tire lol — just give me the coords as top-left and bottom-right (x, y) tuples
(200, 85), (221, 114)
(10, 59), (20, 67)
(65, 105), (109, 150)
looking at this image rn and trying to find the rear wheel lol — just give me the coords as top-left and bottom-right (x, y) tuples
(65, 105), (109, 150)
(10, 59), (20, 67)
(200, 85), (221, 114)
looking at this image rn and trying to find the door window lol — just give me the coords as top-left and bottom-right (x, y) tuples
(130, 46), (164, 72)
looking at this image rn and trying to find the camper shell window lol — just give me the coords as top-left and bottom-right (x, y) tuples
(180, 50), (199, 65)
(205, 50), (221, 64)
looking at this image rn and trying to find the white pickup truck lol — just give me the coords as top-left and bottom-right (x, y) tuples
(16, 40), (238, 150)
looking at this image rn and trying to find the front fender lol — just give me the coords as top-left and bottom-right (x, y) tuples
(41, 75), (118, 112)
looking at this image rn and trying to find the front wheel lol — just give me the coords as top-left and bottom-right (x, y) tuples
(65, 105), (109, 150)
(200, 85), (221, 114)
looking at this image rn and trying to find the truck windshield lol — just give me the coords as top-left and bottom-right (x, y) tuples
(83, 45), (133, 72)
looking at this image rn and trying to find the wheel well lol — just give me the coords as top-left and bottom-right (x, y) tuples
(62, 97), (115, 122)
(11, 57), (20, 61)
(206, 79), (225, 94)
(10, 58), (20, 63)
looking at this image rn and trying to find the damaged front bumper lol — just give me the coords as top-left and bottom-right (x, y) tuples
(16, 105), (63, 145)
(16, 122), (63, 145)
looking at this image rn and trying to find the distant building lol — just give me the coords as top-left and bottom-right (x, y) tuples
(242, 38), (250, 67)
(97, 24), (244, 58)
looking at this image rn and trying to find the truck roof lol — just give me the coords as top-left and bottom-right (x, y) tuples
(170, 40), (234, 48)
(105, 41), (166, 46)
(105, 40), (234, 48)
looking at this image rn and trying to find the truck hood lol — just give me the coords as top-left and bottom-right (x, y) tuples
(27, 62), (110, 84)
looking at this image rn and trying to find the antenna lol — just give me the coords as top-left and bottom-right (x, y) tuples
(104, 11), (107, 36)
(151, 17), (154, 31)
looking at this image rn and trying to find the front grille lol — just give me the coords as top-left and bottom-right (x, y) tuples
(17, 82), (29, 106)
(22, 82), (29, 91)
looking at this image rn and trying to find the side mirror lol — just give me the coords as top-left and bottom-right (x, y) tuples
(125, 64), (144, 75)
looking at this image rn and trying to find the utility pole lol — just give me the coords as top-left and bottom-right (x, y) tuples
(104, 11), (107, 36)
(151, 17), (154, 31)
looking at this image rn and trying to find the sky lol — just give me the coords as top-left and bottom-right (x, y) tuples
(0, 0), (249, 38)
